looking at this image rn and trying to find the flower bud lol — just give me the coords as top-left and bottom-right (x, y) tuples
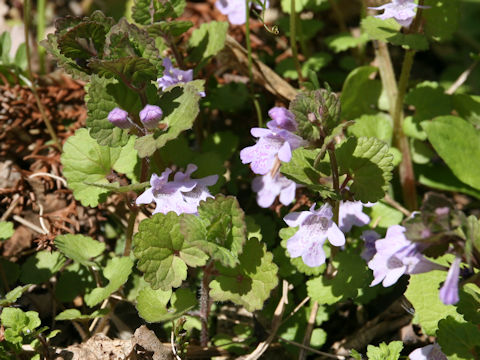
(139, 104), (163, 129)
(107, 108), (132, 129)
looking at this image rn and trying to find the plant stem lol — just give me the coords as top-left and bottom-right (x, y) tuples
(245, 0), (264, 127)
(36, 0), (46, 74)
(328, 148), (340, 223)
(24, 0), (61, 150)
(298, 300), (319, 360)
(200, 261), (214, 347)
(392, 48), (417, 210)
(289, 0), (304, 84)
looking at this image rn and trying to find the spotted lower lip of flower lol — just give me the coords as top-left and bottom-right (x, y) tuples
(283, 203), (345, 267)
(338, 200), (371, 233)
(251, 172), (297, 208)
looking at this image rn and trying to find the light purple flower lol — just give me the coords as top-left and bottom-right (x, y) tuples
(439, 256), (461, 305)
(338, 201), (371, 232)
(139, 104), (163, 129)
(215, 0), (269, 25)
(252, 172), (296, 208)
(361, 230), (381, 262)
(409, 343), (447, 360)
(369, 0), (427, 27)
(108, 107), (132, 129)
(368, 225), (444, 287)
(240, 127), (306, 175)
(136, 164), (218, 215)
(283, 203), (346, 267)
(267, 107), (297, 132)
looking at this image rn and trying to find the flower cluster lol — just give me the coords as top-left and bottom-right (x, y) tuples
(369, 0), (428, 28)
(157, 58), (205, 97)
(215, 0), (269, 25)
(136, 164), (218, 215)
(108, 104), (164, 130)
(241, 107), (305, 207)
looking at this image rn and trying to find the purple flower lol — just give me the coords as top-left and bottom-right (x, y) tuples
(361, 230), (381, 262)
(215, 0), (269, 25)
(252, 172), (297, 208)
(108, 107), (132, 129)
(136, 164), (218, 215)
(267, 107), (297, 132)
(283, 203), (346, 267)
(157, 58), (206, 97)
(240, 127), (306, 175)
(369, 0), (428, 27)
(409, 343), (447, 360)
(439, 256), (461, 305)
(139, 105), (163, 129)
(368, 225), (443, 287)
(338, 201), (371, 232)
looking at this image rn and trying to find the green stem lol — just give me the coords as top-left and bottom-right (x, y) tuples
(36, 0), (46, 74)
(327, 148), (340, 224)
(24, 0), (61, 150)
(289, 0), (304, 84)
(245, 0), (263, 127)
(123, 208), (139, 257)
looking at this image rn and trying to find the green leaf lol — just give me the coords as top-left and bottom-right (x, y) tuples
(405, 269), (463, 336)
(335, 137), (394, 202)
(84, 256), (133, 307)
(366, 341), (403, 360)
(187, 21), (228, 67)
(0, 259), (20, 290)
(437, 316), (480, 360)
(307, 247), (374, 305)
(134, 82), (203, 157)
(1, 308), (41, 340)
(86, 75), (138, 147)
(197, 195), (247, 268)
(280, 147), (335, 197)
(55, 309), (109, 321)
(424, 0), (460, 42)
(148, 21), (193, 37)
(0, 31), (12, 63)
(136, 287), (196, 322)
(423, 116), (480, 191)
(0, 221), (14, 240)
(325, 33), (369, 53)
(361, 17), (429, 50)
(61, 128), (138, 207)
(368, 201), (403, 229)
(280, 0), (328, 13)
(55, 234), (105, 267)
(205, 82), (249, 113)
(340, 66), (382, 120)
(0, 285), (30, 307)
(209, 238), (278, 312)
(55, 263), (95, 302)
(133, 213), (209, 290)
(20, 251), (65, 285)
(89, 56), (157, 86)
(57, 22), (107, 61)
(347, 113), (393, 145)
(132, 0), (186, 24)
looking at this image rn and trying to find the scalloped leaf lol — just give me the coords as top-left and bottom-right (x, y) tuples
(325, 32), (369, 53)
(84, 257), (133, 307)
(361, 17), (429, 51)
(132, 0), (186, 25)
(0, 285), (30, 307)
(20, 251), (66, 285)
(148, 20), (193, 37)
(0, 221), (14, 241)
(58, 21), (107, 61)
(134, 81), (203, 157)
(85, 75), (139, 147)
(335, 137), (393, 202)
(89, 56), (157, 86)
(405, 269), (463, 336)
(366, 341), (403, 360)
(55, 309), (109, 321)
(133, 213), (209, 291)
(280, 148), (336, 198)
(437, 316), (480, 360)
(424, 0), (460, 42)
(136, 287), (196, 323)
(187, 21), (228, 67)
(1, 308), (41, 338)
(209, 238), (278, 312)
(61, 128), (138, 207)
(197, 195), (247, 268)
(55, 234), (105, 267)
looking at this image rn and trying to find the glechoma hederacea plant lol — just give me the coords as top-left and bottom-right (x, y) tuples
(2, 0), (480, 358)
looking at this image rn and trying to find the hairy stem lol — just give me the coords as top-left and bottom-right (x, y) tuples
(328, 148), (340, 223)
(200, 261), (214, 347)
(36, 0), (46, 74)
(24, 0), (61, 150)
(245, 0), (264, 127)
(289, 0), (304, 84)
